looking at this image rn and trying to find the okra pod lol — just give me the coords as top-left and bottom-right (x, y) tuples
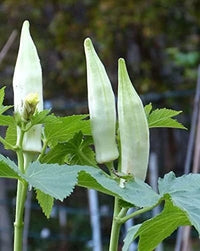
(13, 20), (43, 153)
(118, 58), (149, 180)
(84, 38), (119, 164)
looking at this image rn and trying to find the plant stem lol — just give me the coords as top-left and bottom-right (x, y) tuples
(14, 180), (28, 251)
(109, 197), (127, 251)
(118, 201), (162, 224)
(13, 126), (28, 251)
(37, 139), (48, 162)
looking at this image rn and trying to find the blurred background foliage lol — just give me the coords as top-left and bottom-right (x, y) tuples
(0, 0), (199, 101)
(0, 0), (200, 250)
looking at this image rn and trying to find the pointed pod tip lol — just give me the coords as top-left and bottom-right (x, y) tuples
(118, 58), (127, 73)
(118, 58), (125, 64)
(84, 37), (93, 50)
(22, 20), (30, 29)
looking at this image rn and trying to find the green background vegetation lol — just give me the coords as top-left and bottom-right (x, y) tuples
(0, 0), (199, 250)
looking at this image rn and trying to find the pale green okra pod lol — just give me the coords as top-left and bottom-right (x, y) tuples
(13, 20), (43, 153)
(118, 58), (149, 180)
(84, 38), (119, 164)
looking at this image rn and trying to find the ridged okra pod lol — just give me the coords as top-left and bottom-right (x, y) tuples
(13, 20), (43, 153)
(84, 38), (119, 164)
(118, 58), (149, 180)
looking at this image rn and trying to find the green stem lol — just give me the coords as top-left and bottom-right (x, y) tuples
(14, 180), (28, 251)
(13, 126), (28, 251)
(109, 197), (127, 251)
(118, 201), (162, 224)
(37, 139), (48, 161)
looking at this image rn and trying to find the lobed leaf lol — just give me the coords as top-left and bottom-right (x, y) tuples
(77, 166), (160, 208)
(0, 154), (20, 179)
(36, 189), (54, 218)
(24, 162), (78, 201)
(44, 114), (91, 146)
(136, 200), (189, 251)
(159, 172), (200, 234)
(145, 106), (186, 129)
(30, 110), (59, 126)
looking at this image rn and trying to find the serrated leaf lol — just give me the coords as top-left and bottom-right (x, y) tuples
(44, 114), (91, 146)
(136, 200), (190, 251)
(122, 224), (141, 251)
(77, 166), (160, 207)
(0, 154), (20, 179)
(24, 162), (78, 201)
(30, 110), (59, 126)
(147, 108), (186, 129)
(64, 132), (96, 166)
(36, 189), (54, 218)
(41, 132), (96, 166)
(159, 172), (200, 234)
(24, 162), (160, 208)
(41, 143), (69, 164)
(5, 124), (17, 149)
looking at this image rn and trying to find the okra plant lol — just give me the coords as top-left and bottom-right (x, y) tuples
(0, 21), (200, 251)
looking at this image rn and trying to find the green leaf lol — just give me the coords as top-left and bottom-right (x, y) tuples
(30, 110), (59, 126)
(64, 132), (96, 166)
(0, 154), (20, 179)
(122, 224), (141, 251)
(0, 115), (15, 126)
(77, 166), (160, 207)
(0, 106), (13, 115)
(5, 124), (17, 149)
(0, 87), (5, 105)
(36, 189), (54, 218)
(44, 114), (91, 146)
(0, 87), (13, 115)
(147, 108), (186, 129)
(24, 162), (160, 208)
(41, 143), (69, 164)
(144, 103), (152, 117)
(24, 162), (78, 201)
(159, 172), (200, 234)
(41, 132), (96, 166)
(136, 199), (190, 251)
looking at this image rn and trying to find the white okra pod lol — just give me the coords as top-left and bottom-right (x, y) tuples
(118, 58), (149, 180)
(84, 38), (119, 164)
(13, 20), (43, 153)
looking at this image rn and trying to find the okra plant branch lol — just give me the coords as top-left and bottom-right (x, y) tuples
(116, 199), (163, 224)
